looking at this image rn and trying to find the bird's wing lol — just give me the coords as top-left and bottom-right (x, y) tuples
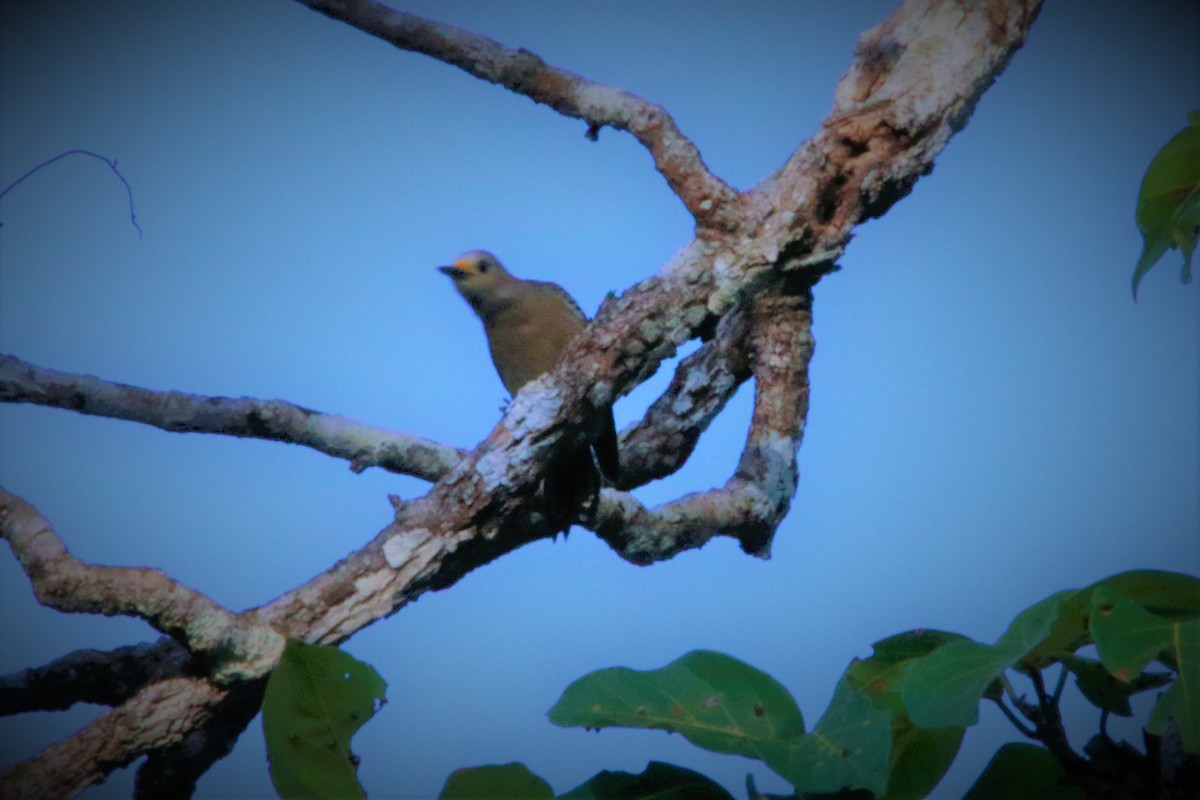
(528, 280), (588, 322)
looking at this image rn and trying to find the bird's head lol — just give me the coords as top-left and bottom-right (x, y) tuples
(438, 250), (513, 309)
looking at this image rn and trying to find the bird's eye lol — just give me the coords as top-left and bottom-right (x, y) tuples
(477, 261), (489, 273)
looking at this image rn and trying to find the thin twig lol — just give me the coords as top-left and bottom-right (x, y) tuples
(1050, 662), (1068, 705)
(1020, 665), (1087, 771)
(0, 149), (142, 237)
(989, 696), (1037, 739)
(1029, 664), (1051, 707)
(1000, 674), (1037, 721)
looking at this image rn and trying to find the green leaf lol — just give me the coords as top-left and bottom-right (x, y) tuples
(881, 726), (963, 800)
(1132, 110), (1200, 299)
(993, 590), (1079, 657)
(1026, 570), (1200, 665)
(1091, 585), (1181, 679)
(759, 678), (893, 797)
(895, 590), (1073, 728)
(1089, 584), (1200, 752)
(262, 638), (387, 800)
(1023, 597), (1091, 667)
(1148, 673), (1200, 753)
(962, 743), (1084, 800)
(438, 763), (554, 800)
(558, 761), (734, 800)
(845, 630), (967, 800)
(1098, 570), (1200, 618)
(547, 650), (805, 760)
(846, 630), (969, 700)
(1059, 654), (1172, 717)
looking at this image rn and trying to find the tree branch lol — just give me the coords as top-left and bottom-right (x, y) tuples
(132, 681), (265, 800)
(238, 0), (1043, 700)
(0, 347), (743, 498)
(0, 349), (747, 490)
(0, 678), (226, 800)
(0, 643), (261, 799)
(615, 302), (753, 489)
(747, 0), (1043, 264)
(1017, 665), (1087, 771)
(0, 0), (1046, 793)
(0, 639), (188, 715)
(0, 488), (282, 683)
(989, 695), (1038, 739)
(595, 282), (815, 562)
(0, 354), (463, 482)
(292, 0), (741, 231)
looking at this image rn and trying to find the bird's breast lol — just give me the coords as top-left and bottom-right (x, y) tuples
(485, 305), (583, 396)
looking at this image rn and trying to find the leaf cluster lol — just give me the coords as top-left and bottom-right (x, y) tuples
(444, 570), (1198, 799)
(259, 570), (1198, 799)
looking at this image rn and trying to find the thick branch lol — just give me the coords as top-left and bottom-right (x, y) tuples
(132, 681), (265, 800)
(255, 279), (814, 642)
(0, 639), (188, 715)
(591, 483), (777, 565)
(729, 284), (815, 551)
(750, 0), (1043, 257)
(0, 354), (462, 482)
(0, 678), (226, 800)
(0, 640), (263, 800)
(594, 282), (814, 562)
(615, 303), (753, 489)
(293, 0), (740, 231)
(0, 488), (281, 683)
(0, 493), (268, 799)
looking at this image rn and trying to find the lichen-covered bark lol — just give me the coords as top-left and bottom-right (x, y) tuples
(0, 354), (463, 481)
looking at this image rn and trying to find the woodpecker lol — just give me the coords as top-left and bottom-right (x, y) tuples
(438, 250), (620, 521)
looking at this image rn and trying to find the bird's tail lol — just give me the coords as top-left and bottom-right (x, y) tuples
(542, 443), (601, 533)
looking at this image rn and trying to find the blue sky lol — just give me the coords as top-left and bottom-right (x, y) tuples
(1, 1), (1197, 798)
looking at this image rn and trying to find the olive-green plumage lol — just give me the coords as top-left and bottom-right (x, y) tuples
(438, 250), (620, 504)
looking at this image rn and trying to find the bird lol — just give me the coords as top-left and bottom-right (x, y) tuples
(438, 250), (620, 523)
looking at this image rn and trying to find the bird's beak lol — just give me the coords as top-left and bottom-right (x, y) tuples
(438, 265), (466, 280)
